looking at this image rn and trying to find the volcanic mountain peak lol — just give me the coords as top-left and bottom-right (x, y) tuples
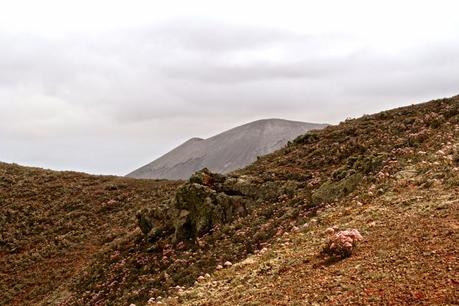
(127, 118), (327, 180)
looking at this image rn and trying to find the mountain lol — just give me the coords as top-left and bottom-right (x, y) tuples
(1, 95), (458, 305)
(127, 119), (328, 180)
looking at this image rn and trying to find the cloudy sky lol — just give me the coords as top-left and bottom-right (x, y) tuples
(1, 0), (458, 175)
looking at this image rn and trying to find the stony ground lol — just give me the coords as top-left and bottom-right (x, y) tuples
(1, 95), (459, 305)
(146, 96), (459, 305)
(167, 185), (458, 305)
(0, 164), (180, 305)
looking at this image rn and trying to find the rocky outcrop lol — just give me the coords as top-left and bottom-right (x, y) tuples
(136, 168), (307, 244)
(172, 169), (252, 242)
(136, 208), (154, 236)
(170, 168), (307, 243)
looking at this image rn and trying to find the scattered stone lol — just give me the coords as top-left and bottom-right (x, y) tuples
(224, 261), (233, 267)
(136, 209), (153, 236)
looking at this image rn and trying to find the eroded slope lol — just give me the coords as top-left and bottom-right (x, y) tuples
(0, 164), (180, 305)
(2, 95), (459, 306)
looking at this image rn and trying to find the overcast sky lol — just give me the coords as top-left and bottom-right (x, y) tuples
(1, 0), (458, 175)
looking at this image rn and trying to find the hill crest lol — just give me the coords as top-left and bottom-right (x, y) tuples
(127, 118), (327, 180)
(2, 95), (458, 305)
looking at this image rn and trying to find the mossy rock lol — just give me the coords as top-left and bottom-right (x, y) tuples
(311, 173), (363, 205)
(293, 131), (319, 145)
(174, 183), (218, 242)
(189, 168), (226, 188)
(222, 175), (261, 197)
(173, 171), (253, 243)
(333, 154), (385, 181)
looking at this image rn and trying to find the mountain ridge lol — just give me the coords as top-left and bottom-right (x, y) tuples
(127, 118), (327, 180)
(1, 95), (458, 305)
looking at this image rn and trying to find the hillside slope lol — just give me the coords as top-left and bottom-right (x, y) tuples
(2, 95), (459, 305)
(127, 119), (327, 180)
(157, 96), (459, 305)
(177, 173), (458, 305)
(0, 165), (180, 305)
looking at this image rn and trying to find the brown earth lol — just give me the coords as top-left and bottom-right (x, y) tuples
(1, 95), (459, 305)
(172, 178), (458, 305)
(0, 165), (180, 305)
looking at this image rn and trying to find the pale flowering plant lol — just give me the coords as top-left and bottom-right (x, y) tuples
(321, 228), (363, 258)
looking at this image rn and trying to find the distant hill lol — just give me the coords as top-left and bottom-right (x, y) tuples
(127, 119), (327, 180)
(3, 95), (458, 305)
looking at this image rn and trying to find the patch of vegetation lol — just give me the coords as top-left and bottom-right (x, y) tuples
(311, 173), (363, 205)
(2, 95), (459, 305)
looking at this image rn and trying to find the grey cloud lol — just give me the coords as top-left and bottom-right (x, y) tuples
(143, 20), (308, 52)
(340, 44), (459, 99)
(1, 19), (458, 174)
(159, 58), (349, 83)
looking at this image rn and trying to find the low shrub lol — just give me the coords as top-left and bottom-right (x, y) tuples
(321, 228), (363, 258)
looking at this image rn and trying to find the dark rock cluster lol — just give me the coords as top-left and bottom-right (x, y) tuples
(173, 168), (252, 242)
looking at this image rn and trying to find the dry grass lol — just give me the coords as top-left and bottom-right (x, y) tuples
(173, 182), (458, 305)
(1, 95), (459, 305)
(0, 164), (179, 305)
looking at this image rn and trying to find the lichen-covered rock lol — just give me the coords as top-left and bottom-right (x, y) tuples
(222, 175), (261, 197)
(292, 131), (319, 145)
(311, 173), (363, 206)
(215, 193), (248, 222)
(170, 168), (302, 243)
(136, 208), (153, 236)
(173, 169), (252, 243)
(173, 183), (218, 242)
(222, 177), (294, 201)
(189, 168), (226, 189)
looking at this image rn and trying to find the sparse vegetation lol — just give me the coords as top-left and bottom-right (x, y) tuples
(0, 165), (179, 305)
(321, 228), (363, 258)
(1, 95), (459, 305)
